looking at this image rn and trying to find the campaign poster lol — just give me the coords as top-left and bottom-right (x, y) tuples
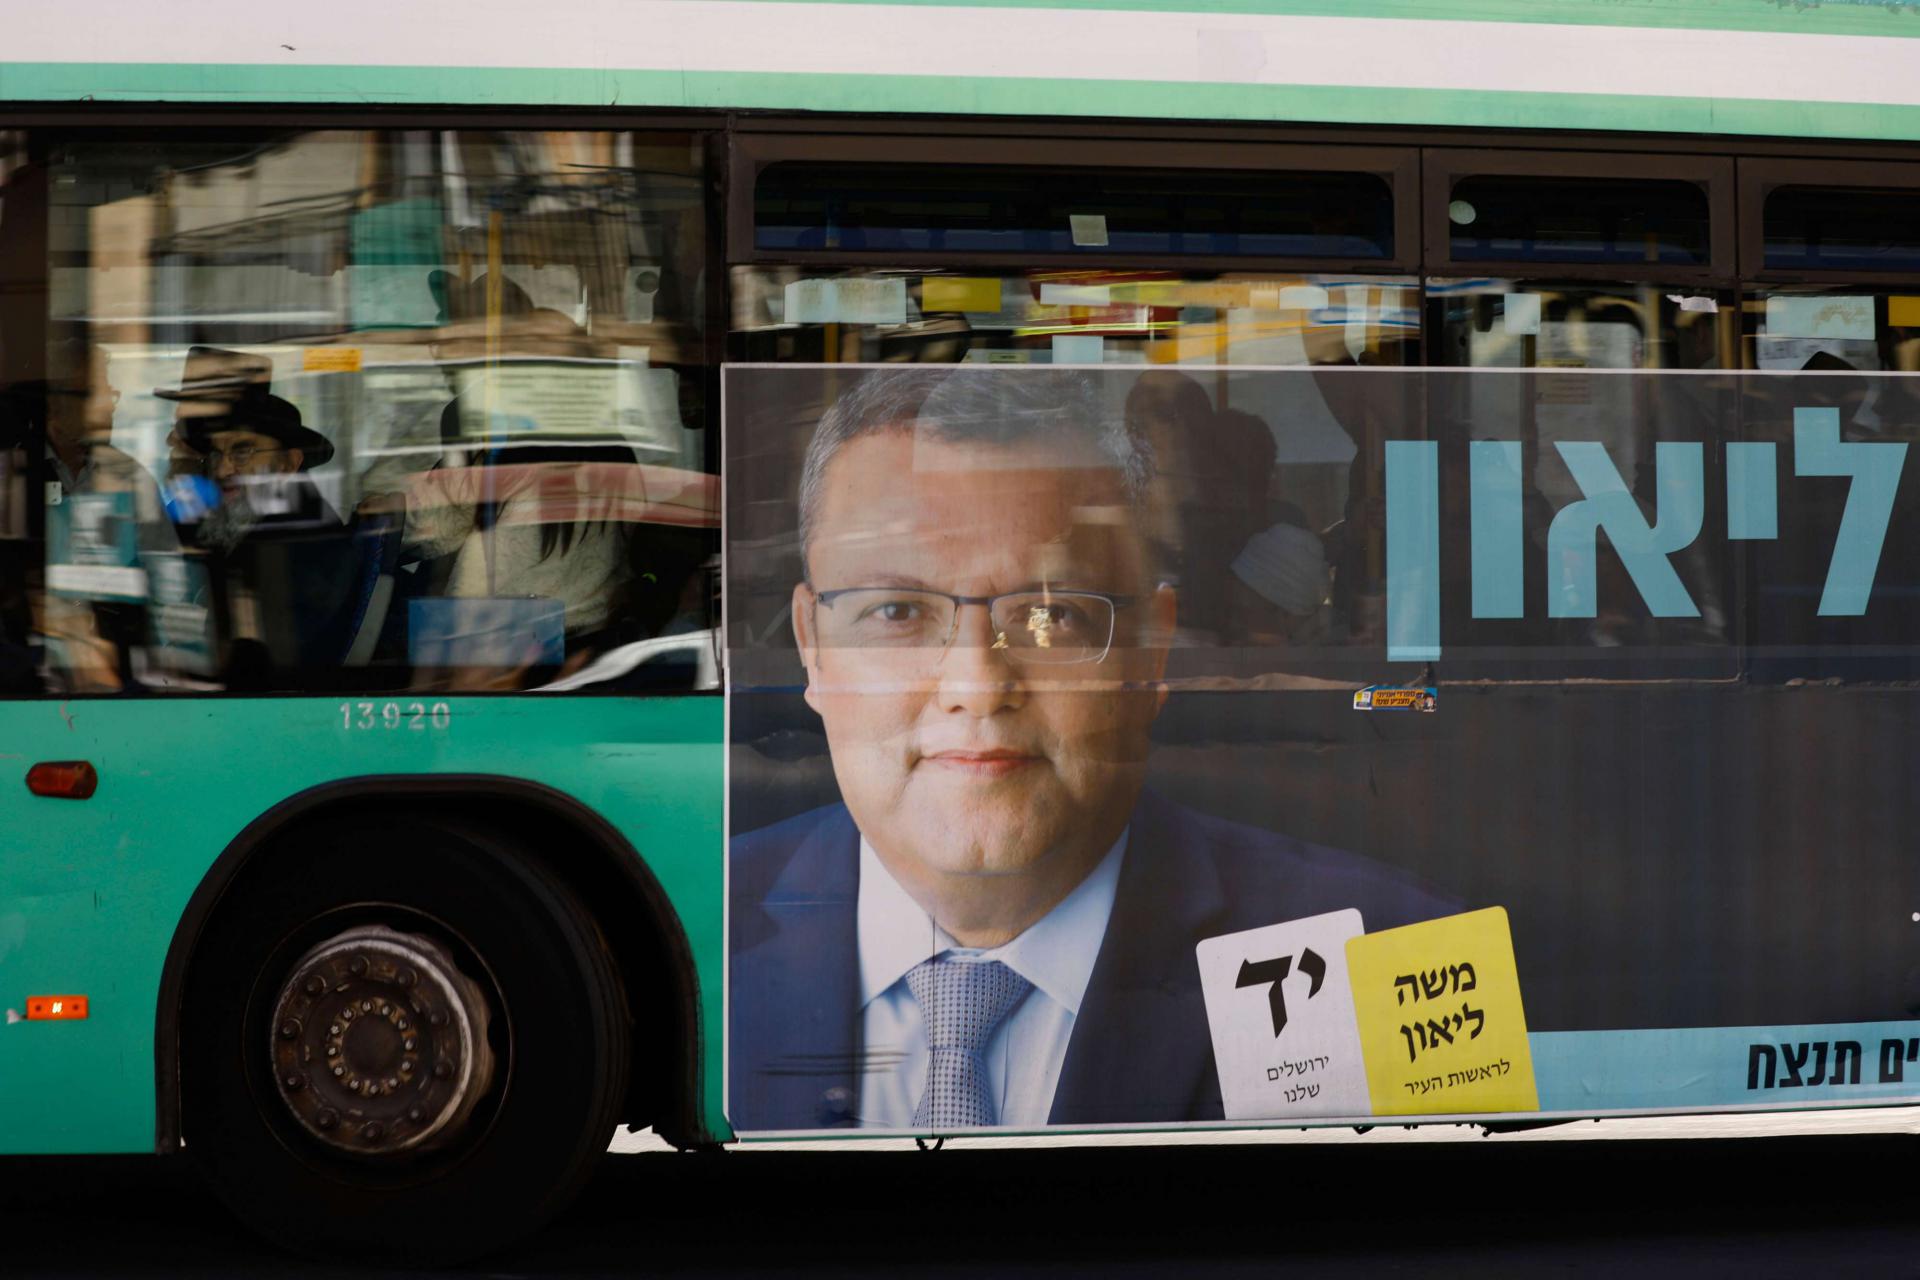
(725, 363), (1920, 1133)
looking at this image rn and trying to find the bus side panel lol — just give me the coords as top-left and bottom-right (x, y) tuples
(0, 695), (724, 1155)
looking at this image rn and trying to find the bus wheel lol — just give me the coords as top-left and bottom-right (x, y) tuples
(180, 818), (631, 1263)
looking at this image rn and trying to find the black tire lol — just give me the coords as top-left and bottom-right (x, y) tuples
(180, 816), (630, 1263)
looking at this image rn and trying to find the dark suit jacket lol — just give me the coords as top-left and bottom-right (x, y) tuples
(728, 790), (1459, 1132)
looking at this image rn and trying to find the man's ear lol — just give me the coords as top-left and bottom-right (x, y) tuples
(792, 581), (823, 715)
(281, 446), (304, 473)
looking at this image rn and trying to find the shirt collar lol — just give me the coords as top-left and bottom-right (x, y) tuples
(856, 828), (1128, 1017)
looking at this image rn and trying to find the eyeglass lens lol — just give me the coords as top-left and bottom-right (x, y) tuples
(817, 589), (1115, 665)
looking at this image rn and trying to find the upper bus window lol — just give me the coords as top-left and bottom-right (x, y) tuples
(1447, 176), (1711, 267)
(1763, 184), (1920, 273)
(754, 163), (1395, 260)
(2, 128), (716, 698)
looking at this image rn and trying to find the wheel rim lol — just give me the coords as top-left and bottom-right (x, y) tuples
(267, 923), (497, 1156)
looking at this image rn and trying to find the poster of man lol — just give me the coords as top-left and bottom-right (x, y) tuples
(725, 366), (1457, 1132)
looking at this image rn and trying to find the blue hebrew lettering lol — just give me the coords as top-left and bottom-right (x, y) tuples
(1385, 440), (1441, 662)
(1793, 407), (1908, 616)
(1547, 442), (1704, 618)
(1470, 440), (1524, 619)
(1726, 442), (1778, 540)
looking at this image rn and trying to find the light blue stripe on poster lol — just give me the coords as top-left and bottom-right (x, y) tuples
(1384, 440), (1440, 663)
(1530, 1021), (1920, 1113)
(1469, 440), (1523, 619)
(1725, 442), (1778, 540)
(1793, 407), (1908, 616)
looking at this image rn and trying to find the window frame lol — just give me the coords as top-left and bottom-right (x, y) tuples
(1737, 155), (1920, 286)
(1422, 147), (1736, 286)
(727, 132), (1421, 275)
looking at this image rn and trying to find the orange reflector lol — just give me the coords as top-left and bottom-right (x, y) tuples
(26, 996), (88, 1021)
(26, 761), (97, 799)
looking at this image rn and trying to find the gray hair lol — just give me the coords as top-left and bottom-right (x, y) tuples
(797, 366), (1152, 568)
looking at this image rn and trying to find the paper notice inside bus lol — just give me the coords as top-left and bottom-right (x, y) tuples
(784, 278), (908, 325)
(1345, 907), (1539, 1116)
(1197, 909), (1372, 1120)
(1766, 294), (1874, 340)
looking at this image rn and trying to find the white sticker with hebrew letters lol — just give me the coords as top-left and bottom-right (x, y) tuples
(1197, 909), (1373, 1120)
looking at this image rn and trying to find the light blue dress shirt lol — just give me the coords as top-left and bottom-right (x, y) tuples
(854, 830), (1128, 1129)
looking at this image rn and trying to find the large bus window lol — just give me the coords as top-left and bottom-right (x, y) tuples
(1741, 285), (1920, 680)
(1425, 280), (1740, 674)
(731, 268), (1420, 668)
(10, 128), (716, 697)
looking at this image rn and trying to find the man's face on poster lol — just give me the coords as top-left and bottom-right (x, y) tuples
(794, 425), (1175, 887)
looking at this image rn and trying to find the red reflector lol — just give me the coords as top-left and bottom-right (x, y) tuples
(26, 761), (97, 799)
(26, 995), (88, 1021)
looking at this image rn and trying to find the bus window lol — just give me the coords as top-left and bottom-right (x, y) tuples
(1446, 174), (1712, 267)
(16, 128), (717, 696)
(1740, 284), (1920, 681)
(754, 162), (1396, 260)
(1762, 184), (1920, 274)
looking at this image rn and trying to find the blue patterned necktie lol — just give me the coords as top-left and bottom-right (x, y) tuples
(906, 957), (1034, 1129)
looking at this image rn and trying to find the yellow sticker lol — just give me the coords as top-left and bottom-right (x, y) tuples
(1890, 296), (1920, 329)
(302, 347), (362, 373)
(921, 277), (1002, 313)
(1345, 907), (1539, 1116)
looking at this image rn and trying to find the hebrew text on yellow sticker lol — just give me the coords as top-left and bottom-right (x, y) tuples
(1345, 907), (1539, 1116)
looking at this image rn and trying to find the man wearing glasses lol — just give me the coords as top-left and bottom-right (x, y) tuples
(729, 367), (1452, 1132)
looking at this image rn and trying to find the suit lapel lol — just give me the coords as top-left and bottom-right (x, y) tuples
(1049, 792), (1228, 1125)
(731, 807), (863, 1130)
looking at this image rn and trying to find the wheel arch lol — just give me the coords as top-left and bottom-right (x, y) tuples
(154, 774), (711, 1153)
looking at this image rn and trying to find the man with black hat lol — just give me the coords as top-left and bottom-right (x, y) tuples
(184, 389), (340, 550)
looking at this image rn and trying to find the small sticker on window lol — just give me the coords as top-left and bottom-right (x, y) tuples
(783, 278), (908, 325)
(1051, 334), (1104, 364)
(1068, 214), (1109, 247)
(302, 347), (362, 373)
(1503, 294), (1542, 336)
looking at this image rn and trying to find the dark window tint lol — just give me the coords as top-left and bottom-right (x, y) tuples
(755, 163), (1394, 259)
(1764, 184), (1920, 272)
(1448, 176), (1710, 267)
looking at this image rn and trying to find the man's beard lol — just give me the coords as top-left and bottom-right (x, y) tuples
(197, 492), (259, 551)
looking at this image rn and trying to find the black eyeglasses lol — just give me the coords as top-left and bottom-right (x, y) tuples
(811, 586), (1134, 667)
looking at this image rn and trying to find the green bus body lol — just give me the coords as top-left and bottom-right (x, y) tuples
(0, 696), (725, 1152)
(8, 0), (1920, 1179)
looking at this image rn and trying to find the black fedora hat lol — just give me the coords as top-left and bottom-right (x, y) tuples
(154, 345), (274, 403)
(182, 392), (335, 470)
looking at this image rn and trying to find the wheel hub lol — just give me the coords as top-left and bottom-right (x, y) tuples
(268, 923), (495, 1156)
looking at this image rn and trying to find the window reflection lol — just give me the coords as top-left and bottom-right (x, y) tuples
(4, 128), (716, 696)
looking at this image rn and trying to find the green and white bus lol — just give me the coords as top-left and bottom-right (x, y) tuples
(12, 0), (1920, 1260)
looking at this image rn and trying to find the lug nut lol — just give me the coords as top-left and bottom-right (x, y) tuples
(397, 969), (418, 989)
(332, 1064), (345, 1077)
(428, 1010), (449, 1028)
(304, 976), (326, 997)
(406, 1105), (426, 1123)
(277, 1020), (300, 1040)
(432, 1061), (452, 1079)
(316, 1108), (338, 1130)
(402, 1038), (416, 1052)
(282, 1073), (304, 1092)
(362, 1121), (384, 1141)
(348, 955), (368, 977)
